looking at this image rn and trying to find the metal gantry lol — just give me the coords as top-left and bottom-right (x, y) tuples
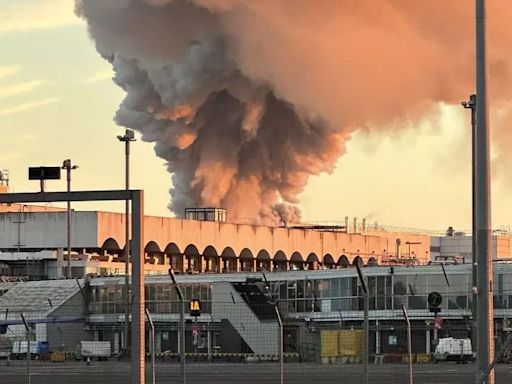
(0, 190), (145, 384)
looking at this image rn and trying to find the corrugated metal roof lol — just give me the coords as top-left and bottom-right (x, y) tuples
(0, 279), (81, 320)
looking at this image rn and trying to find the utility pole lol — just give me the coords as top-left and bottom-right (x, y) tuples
(475, 1), (494, 383)
(356, 263), (369, 384)
(62, 160), (78, 279)
(461, 94), (478, 353)
(275, 306), (284, 384)
(145, 308), (156, 384)
(20, 313), (30, 384)
(402, 305), (414, 384)
(169, 268), (186, 384)
(118, 129), (136, 356)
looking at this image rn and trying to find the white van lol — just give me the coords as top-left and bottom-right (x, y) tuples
(433, 337), (474, 363)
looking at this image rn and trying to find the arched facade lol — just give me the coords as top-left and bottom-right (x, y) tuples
(88, 211), (431, 273)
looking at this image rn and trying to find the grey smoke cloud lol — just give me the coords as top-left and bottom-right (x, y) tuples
(76, 0), (344, 225)
(76, 0), (512, 225)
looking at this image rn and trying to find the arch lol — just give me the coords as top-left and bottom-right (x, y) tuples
(367, 257), (378, 267)
(202, 245), (219, 273)
(164, 243), (181, 255)
(221, 247), (236, 258)
(353, 256), (363, 267)
(305, 253), (319, 271)
(306, 253), (319, 264)
(144, 241), (161, 253)
(290, 252), (304, 271)
(256, 250), (271, 260)
(273, 250), (288, 271)
(202, 245), (218, 257)
(184, 244), (200, 256)
(221, 247), (237, 272)
(323, 254), (335, 269)
(164, 243), (183, 273)
(101, 238), (121, 253)
(184, 244), (201, 273)
(337, 255), (350, 268)
(239, 248), (254, 259)
(256, 249), (271, 271)
(239, 248), (254, 272)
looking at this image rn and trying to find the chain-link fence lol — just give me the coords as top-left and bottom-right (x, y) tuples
(1, 277), (512, 383)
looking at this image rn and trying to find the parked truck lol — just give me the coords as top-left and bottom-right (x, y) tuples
(433, 337), (474, 363)
(75, 341), (111, 361)
(11, 341), (49, 359)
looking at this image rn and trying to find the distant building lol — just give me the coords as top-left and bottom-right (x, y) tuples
(0, 208), (430, 279)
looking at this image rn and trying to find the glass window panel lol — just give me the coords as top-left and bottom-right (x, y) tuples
(393, 276), (407, 295)
(330, 279), (340, 298)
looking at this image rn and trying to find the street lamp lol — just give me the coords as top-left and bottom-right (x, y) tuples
(62, 159), (78, 279)
(117, 129), (136, 356)
(462, 95), (478, 352)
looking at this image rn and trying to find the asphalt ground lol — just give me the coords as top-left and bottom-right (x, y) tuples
(2, 361), (512, 384)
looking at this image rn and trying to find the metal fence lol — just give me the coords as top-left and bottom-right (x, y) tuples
(2, 294), (512, 384)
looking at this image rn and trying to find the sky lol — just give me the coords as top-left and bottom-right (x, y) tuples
(0, 0), (510, 231)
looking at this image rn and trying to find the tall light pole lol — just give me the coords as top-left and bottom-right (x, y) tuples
(62, 160), (78, 279)
(475, 1), (494, 383)
(118, 129), (136, 356)
(461, 94), (478, 352)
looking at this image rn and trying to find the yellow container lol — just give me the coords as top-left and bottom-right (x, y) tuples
(402, 354), (416, 363)
(338, 330), (363, 357)
(415, 353), (432, 363)
(51, 351), (65, 362)
(321, 330), (339, 357)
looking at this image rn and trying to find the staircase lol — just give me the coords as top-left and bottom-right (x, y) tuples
(212, 282), (279, 355)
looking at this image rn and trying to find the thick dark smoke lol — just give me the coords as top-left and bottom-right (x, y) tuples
(76, 0), (343, 225)
(76, 0), (512, 224)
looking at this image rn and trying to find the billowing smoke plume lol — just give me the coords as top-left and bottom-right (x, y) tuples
(76, 0), (512, 224)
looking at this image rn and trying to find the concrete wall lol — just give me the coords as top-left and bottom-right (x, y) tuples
(0, 211), (98, 249)
(97, 212), (431, 265)
(0, 210), (431, 267)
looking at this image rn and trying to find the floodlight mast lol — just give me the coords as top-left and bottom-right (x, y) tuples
(117, 129), (136, 356)
(475, 1), (494, 383)
(62, 159), (78, 279)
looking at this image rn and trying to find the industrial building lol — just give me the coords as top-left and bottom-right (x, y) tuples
(1, 182), (511, 361)
(0, 206), (432, 279)
(1, 263), (511, 361)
